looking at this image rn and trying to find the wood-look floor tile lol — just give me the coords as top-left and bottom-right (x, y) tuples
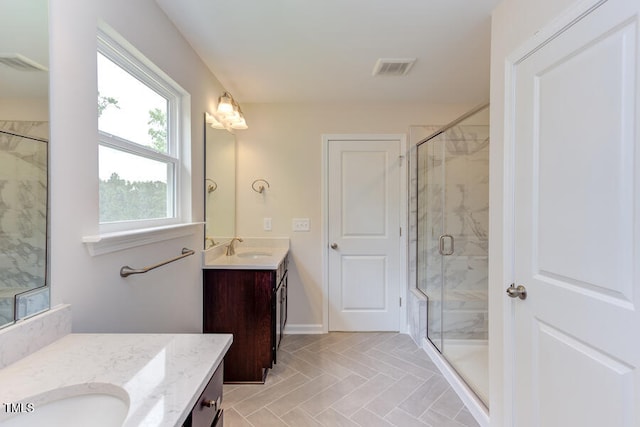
(419, 409), (468, 427)
(298, 374), (368, 416)
(339, 348), (408, 380)
(279, 408), (324, 427)
(455, 408), (481, 427)
(398, 374), (450, 417)
(366, 348), (438, 380)
(266, 373), (339, 416)
(384, 408), (431, 427)
(233, 373), (310, 416)
(320, 349), (379, 379)
(245, 408), (288, 427)
(330, 373), (396, 417)
(295, 349), (358, 379)
(222, 408), (254, 427)
(365, 374), (425, 417)
(350, 408), (395, 427)
(315, 408), (360, 427)
(429, 388), (465, 419)
(223, 333), (481, 427)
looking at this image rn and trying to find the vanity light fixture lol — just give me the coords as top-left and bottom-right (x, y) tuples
(205, 112), (224, 129)
(208, 92), (249, 130)
(217, 92), (234, 115)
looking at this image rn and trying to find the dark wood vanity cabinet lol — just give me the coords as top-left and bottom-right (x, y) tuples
(182, 361), (224, 427)
(203, 255), (288, 383)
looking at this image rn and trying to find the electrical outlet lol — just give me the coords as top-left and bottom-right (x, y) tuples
(264, 217), (272, 231)
(292, 218), (310, 232)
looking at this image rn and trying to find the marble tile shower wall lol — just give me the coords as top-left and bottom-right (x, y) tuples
(440, 124), (489, 340)
(409, 124), (489, 343)
(0, 121), (49, 325)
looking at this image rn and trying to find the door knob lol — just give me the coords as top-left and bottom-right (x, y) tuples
(506, 283), (527, 300)
(330, 243), (338, 249)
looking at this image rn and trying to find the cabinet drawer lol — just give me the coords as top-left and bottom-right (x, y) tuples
(187, 361), (224, 427)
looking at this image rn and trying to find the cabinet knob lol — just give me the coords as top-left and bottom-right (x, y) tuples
(202, 396), (220, 410)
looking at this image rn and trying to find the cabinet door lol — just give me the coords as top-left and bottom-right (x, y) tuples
(203, 269), (274, 382)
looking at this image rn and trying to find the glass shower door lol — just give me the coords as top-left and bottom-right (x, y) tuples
(417, 104), (490, 407)
(442, 117), (490, 405)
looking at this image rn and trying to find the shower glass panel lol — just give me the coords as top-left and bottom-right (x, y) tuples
(417, 133), (445, 351)
(417, 104), (489, 406)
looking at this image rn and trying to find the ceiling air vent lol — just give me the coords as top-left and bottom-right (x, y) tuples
(372, 58), (416, 76)
(0, 53), (48, 72)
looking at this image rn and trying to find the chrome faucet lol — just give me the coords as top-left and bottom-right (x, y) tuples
(225, 237), (243, 256)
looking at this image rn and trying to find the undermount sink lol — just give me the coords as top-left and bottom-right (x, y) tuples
(0, 386), (129, 427)
(236, 251), (273, 259)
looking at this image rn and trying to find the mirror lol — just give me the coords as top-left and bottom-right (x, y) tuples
(204, 115), (236, 248)
(0, 0), (50, 329)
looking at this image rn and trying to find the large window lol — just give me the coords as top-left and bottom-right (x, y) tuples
(97, 30), (184, 232)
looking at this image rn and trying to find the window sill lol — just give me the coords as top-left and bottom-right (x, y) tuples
(82, 222), (203, 256)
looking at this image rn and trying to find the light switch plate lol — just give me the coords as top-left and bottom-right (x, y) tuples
(264, 217), (272, 231)
(292, 218), (310, 232)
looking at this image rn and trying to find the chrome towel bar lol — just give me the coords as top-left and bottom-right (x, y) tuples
(120, 248), (195, 278)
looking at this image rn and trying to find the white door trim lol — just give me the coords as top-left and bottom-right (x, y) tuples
(322, 134), (407, 333)
(494, 1), (610, 425)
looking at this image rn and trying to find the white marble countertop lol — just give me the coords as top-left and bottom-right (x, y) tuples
(202, 237), (289, 270)
(0, 333), (232, 426)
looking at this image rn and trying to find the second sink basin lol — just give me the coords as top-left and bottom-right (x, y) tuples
(236, 251), (273, 259)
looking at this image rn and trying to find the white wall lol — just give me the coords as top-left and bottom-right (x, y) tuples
(489, 0), (577, 424)
(0, 99), (48, 121)
(235, 102), (476, 331)
(46, 0), (478, 334)
(49, 0), (226, 332)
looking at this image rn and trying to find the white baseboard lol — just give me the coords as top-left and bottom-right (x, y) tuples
(284, 324), (324, 334)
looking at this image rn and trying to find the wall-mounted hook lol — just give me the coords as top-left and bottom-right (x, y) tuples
(252, 179), (270, 194)
(206, 179), (218, 193)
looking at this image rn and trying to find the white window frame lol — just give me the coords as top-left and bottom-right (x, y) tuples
(97, 29), (185, 234)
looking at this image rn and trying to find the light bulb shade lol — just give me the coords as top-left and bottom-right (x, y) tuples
(217, 93), (233, 115)
(231, 116), (248, 130)
(205, 112), (224, 129)
(205, 113), (217, 124)
(227, 104), (240, 121)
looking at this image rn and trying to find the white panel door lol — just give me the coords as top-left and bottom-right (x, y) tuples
(510, 0), (640, 425)
(328, 137), (402, 331)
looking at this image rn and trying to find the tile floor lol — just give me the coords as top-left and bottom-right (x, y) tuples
(222, 332), (481, 427)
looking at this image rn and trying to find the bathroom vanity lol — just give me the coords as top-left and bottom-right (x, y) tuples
(202, 239), (289, 383)
(0, 331), (232, 427)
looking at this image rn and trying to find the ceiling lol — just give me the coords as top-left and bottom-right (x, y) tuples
(156, 0), (501, 104)
(0, 0), (48, 99)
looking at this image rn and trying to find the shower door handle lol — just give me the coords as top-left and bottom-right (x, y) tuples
(439, 234), (454, 256)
